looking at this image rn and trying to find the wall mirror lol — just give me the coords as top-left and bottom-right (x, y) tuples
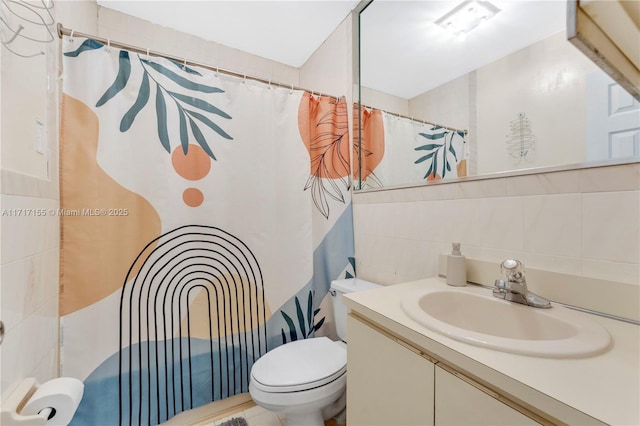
(355, 0), (640, 191)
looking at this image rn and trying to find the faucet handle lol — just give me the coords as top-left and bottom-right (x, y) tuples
(500, 259), (525, 282)
(502, 259), (520, 270)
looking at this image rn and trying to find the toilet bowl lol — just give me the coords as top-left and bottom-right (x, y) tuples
(249, 278), (381, 426)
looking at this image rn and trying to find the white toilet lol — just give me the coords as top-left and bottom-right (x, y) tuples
(249, 278), (381, 426)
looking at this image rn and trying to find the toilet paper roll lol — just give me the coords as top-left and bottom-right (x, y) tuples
(21, 378), (84, 426)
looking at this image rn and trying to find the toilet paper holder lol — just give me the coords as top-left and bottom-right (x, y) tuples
(0, 377), (83, 426)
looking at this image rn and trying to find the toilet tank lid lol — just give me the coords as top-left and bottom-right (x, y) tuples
(330, 278), (381, 294)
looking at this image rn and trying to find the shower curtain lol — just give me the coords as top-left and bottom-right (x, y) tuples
(354, 106), (467, 189)
(60, 37), (354, 425)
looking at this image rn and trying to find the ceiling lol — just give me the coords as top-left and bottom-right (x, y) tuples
(96, 0), (359, 68)
(96, 1), (567, 99)
(360, 0), (567, 99)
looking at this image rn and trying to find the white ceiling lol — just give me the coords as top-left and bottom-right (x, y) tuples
(96, 0), (359, 68)
(360, 0), (567, 99)
(96, 1), (568, 99)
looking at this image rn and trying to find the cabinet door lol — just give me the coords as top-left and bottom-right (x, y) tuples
(347, 315), (435, 426)
(435, 365), (541, 425)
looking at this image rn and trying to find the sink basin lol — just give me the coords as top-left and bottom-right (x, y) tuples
(401, 287), (611, 358)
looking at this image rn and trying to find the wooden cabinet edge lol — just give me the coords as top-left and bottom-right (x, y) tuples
(436, 363), (553, 426)
(348, 311), (559, 426)
(349, 312), (439, 364)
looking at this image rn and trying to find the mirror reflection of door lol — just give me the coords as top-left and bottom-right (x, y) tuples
(586, 72), (640, 161)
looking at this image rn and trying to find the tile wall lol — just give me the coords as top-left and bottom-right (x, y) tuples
(0, 0), (99, 398)
(353, 163), (640, 305)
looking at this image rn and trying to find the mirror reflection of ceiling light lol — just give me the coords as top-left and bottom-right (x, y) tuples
(435, 0), (500, 39)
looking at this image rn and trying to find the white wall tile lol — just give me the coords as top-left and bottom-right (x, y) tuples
(582, 191), (640, 263)
(415, 184), (441, 202)
(1, 195), (59, 264)
(505, 170), (580, 196)
(458, 178), (507, 198)
(31, 346), (59, 389)
(582, 259), (640, 285)
(0, 299), (58, 396)
(433, 182), (466, 200)
(521, 252), (583, 276)
(416, 200), (450, 243)
(1, 249), (58, 332)
(468, 197), (524, 250)
(580, 163), (640, 193)
(459, 245), (524, 266)
(523, 194), (582, 257)
(355, 167), (640, 313)
(441, 199), (473, 247)
(391, 202), (421, 240)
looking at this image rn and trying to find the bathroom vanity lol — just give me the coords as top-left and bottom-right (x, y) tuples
(343, 277), (640, 425)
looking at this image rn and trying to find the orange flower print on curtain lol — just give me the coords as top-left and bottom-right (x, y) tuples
(352, 104), (384, 189)
(298, 93), (350, 219)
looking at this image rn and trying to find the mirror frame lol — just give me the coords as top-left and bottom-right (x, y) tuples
(567, 0), (640, 102)
(353, 0), (640, 193)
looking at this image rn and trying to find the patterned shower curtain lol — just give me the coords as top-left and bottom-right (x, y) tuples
(354, 105), (467, 189)
(60, 37), (354, 425)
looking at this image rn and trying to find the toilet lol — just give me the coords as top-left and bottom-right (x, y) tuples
(249, 278), (381, 426)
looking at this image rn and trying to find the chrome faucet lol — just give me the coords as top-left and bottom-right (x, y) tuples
(493, 260), (551, 308)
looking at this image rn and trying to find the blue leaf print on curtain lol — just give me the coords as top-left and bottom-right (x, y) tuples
(66, 39), (233, 159)
(63, 38), (104, 57)
(120, 72), (150, 132)
(96, 50), (131, 107)
(415, 127), (466, 181)
(279, 290), (326, 344)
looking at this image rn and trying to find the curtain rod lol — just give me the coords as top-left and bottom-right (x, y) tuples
(56, 23), (344, 100)
(359, 103), (468, 135)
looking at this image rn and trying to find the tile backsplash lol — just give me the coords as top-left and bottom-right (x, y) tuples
(0, 190), (60, 397)
(353, 163), (640, 304)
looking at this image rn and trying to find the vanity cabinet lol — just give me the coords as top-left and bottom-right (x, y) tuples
(347, 314), (435, 426)
(347, 314), (542, 426)
(435, 365), (540, 425)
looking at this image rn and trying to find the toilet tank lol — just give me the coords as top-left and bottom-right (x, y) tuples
(330, 278), (381, 341)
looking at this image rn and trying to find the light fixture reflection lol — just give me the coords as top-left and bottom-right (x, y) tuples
(435, 0), (500, 38)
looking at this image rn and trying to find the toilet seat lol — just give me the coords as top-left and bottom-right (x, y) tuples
(251, 337), (346, 393)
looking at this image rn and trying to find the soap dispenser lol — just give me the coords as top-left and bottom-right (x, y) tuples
(446, 243), (467, 286)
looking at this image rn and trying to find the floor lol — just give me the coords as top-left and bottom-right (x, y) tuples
(196, 404), (343, 426)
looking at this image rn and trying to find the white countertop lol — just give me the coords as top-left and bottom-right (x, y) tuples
(343, 277), (640, 425)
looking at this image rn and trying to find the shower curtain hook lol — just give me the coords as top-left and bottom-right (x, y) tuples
(146, 48), (150, 60)
(215, 66), (219, 77)
(106, 38), (111, 52)
(69, 29), (75, 41)
(290, 84), (294, 95)
(183, 58), (187, 69)
(268, 78), (271, 89)
(243, 73), (246, 84)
